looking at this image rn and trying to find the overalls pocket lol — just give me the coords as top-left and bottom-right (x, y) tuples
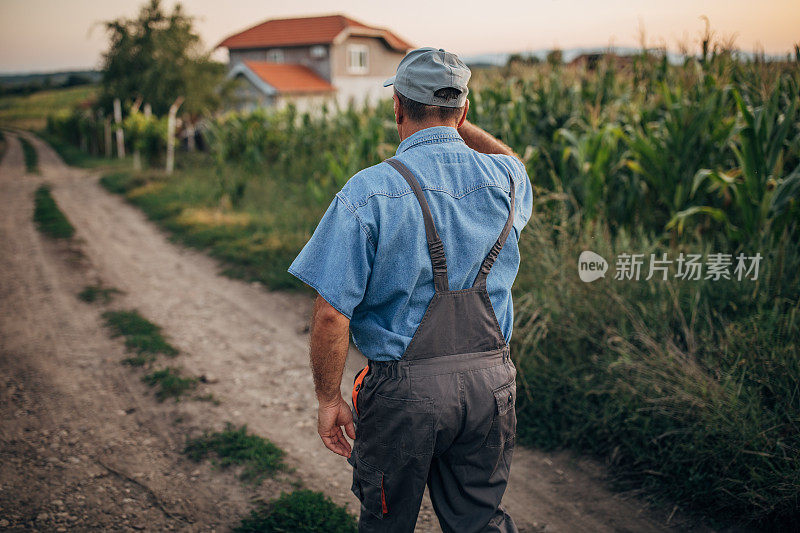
(352, 364), (370, 417)
(485, 381), (517, 448)
(350, 453), (387, 519)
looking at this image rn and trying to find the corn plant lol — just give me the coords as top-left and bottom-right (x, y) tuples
(672, 75), (800, 242)
(624, 76), (737, 232)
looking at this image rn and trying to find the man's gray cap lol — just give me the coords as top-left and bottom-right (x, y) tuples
(384, 47), (471, 108)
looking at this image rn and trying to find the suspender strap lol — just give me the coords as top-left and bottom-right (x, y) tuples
(473, 173), (515, 288)
(386, 158), (449, 292)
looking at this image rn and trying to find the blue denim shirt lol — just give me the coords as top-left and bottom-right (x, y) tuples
(288, 126), (533, 361)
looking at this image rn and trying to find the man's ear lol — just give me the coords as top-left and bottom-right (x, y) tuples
(457, 99), (469, 128)
(393, 93), (403, 125)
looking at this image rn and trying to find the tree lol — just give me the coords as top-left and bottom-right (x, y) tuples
(98, 0), (225, 117)
(506, 53), (540, 67)
(546, 49), (563, 66)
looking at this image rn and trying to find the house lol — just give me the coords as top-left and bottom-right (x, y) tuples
(218, 14), (413, 112)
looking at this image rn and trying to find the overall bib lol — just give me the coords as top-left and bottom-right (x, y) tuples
(349, 158), (518, 533)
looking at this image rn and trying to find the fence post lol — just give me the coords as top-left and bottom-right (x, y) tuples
(186, 121), (196, 152)
(166, 97), (184, 175)
(113, 98), (125, 158)
(104, 117), (112, 158)
(131, 99), (144, 170)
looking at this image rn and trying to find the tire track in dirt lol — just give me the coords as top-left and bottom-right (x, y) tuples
(2, 131), (712, 532)
(0, 132), (264, 531)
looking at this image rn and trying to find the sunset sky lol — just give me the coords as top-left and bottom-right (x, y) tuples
(0, 0), (797, 74)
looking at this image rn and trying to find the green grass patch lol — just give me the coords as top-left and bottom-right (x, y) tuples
(78, 284), (122, 304)
(99, 171), (147, 195)
(142, 367), (197, 402)
(38, 129), (127, 170)
(20, 136), (38, 173)
(98, 162), (317, 291)
(184, 423), (286, 484)
(0, 85), (96, 130)
(510, 216), (800, 530)
(235, 490), (357, 533)
(101, 309), (178, 359)
(33, 184), (75, 239)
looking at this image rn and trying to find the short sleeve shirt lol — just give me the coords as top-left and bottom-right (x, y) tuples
(288, 126), (533, 361)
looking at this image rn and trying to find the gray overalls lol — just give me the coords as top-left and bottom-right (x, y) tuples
(349, 158), (518, 533)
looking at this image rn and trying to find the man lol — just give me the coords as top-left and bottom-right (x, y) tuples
(288, 47), (532, 532)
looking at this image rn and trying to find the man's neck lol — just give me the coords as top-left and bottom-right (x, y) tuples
(398, 121), (456, 142)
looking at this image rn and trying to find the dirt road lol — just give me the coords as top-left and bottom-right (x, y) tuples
(0, 132), (708, 531)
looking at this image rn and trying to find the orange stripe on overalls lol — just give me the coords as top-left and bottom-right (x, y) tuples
(352, 364), (369, 416)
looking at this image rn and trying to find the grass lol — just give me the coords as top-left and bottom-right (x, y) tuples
(33, 184), (75, 239)
(183, 423), (286, 485)
(78, 284), (123, 304)
(509, 215), (800, 529)
(101, 309), (178, 365)
(20, 136), (38, 173)
(184, 424), (356, 530)
(101, 310), (198, 401)
(0, 85), (96, 130)
(142, 367), (197, 402)
(38, 129), (128, 170)
(234, 490), (357, 533)
(99, 160), (315, 290)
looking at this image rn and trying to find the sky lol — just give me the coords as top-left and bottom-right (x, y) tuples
(0, 0), (797, 74)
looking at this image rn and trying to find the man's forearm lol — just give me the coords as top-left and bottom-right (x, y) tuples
(458, 120), (519, 158)
(309, 295), (351, 404)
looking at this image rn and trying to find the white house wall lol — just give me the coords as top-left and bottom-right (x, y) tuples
(331, 77), (394, 108)
(277, 94), (335, 114)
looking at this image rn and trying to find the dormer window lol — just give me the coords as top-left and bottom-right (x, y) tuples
(347, 44), (369, 74)
(266, 49), (284, 63)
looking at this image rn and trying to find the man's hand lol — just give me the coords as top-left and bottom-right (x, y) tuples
(457, 119), (519, 159)
(317, 394), (356, 458)
(308, 295), (353, 457)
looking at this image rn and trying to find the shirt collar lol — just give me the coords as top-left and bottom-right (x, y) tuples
(396, 126), (464, 155)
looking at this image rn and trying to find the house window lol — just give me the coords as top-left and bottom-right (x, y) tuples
(310, 45), (326, 58)
(347, 44), (369, 74)
(266, 49), (284, 63)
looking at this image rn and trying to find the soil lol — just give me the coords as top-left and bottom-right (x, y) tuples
(0, 131), (715, 532)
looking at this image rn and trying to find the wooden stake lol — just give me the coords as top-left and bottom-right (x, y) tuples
(166, 97), (184, 175)
(113, 98), (125, 158)
(104, 117), (112, 158)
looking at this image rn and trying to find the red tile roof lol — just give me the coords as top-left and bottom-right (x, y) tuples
(243, 61), (335, 94)
(218, 14), (412, 52)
